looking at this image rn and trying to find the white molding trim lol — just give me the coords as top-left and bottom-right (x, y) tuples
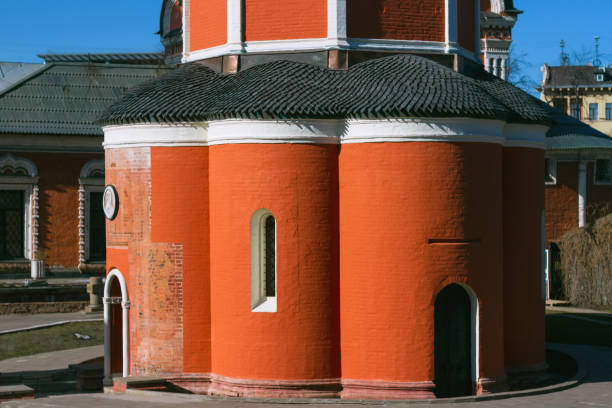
(250, 209), (277, 313)
(182, 0), (190, 62)
(78, 160), (106, 265)
(0, 154), (39, 260)
(327, 0), (347, 44)
(502, 124), (548, 149)
(104, 268), (130, 380)
(0, 153), (38, 177)
(208, 120), (341, 145)
(103, 123), (208, 149)
(343, 118), (506, 145)
(227, 0), (243, 53)
(184, 37), (481, 63)
(445, 0), (458, 52)
(79, 159), (105, 179)
(474, 0), (481, 56)
(103, 119), (548, 149)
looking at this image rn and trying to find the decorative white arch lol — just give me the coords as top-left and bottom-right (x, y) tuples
(78, 160), (105, 266)
(0, 154), (39, 260)
(103, 268), (130, 380)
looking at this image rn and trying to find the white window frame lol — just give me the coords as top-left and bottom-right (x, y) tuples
(589, 103), (599, 121)
(594, 158), (612, 185)
(545, 158), (557, 185)
(0, 154), (38, 260)
(250, 209), (277, 313)
(78, 160), (105, 265)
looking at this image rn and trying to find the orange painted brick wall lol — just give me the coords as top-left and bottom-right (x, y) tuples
(190, 0), (227, 51)
(339, 142), (505, 383)
(545, 162), (577, 242)
(502, 148), (546, 370)
(106, 147), (184, 376)
(18, 152), (102, 269)
(244, 0), (327, 41)
(208, 143), (340, 380)
(150, 147), (211, 374)
(457, 0), (475, 52)
(347, 0), (445, 42)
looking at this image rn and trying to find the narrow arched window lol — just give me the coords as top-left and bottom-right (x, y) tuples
(251, 209), (276, 312)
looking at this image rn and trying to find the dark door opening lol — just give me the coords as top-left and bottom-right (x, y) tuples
(434, 284), (473, 398)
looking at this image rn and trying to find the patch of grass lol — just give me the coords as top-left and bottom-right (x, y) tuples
(0, 321), (103, 360)
(546, 314), (612, 347)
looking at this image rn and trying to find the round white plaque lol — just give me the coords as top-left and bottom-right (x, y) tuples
(103, 185), (119, 220)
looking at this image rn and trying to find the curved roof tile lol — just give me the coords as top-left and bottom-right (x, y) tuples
(100, 54), (553, 126)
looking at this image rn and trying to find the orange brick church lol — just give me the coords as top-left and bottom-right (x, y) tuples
(100, 0), (552, 399)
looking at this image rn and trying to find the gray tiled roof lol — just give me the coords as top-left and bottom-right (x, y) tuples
(544, 65), (612, 88)
(0, 63), (44, 93)
(38, 53), (165, 65)
(100, 54), (552, 126)
(0, 63), (171, 136)
(546, 106), (612, 151)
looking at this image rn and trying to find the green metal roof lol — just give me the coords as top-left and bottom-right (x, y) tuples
(0, 63), (171, 136)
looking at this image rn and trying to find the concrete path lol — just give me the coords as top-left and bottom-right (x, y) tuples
(2, 343), (611, 407)
(0, 346), (103, 373)
(0, 312), (102, 334)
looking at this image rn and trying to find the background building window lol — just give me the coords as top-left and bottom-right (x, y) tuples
(0, 190), (25, 260)
(589, 103), (599, 120)
(78, 160), (105, 266)
(545, 159), (557, 185)
(570, 101), (582, 120)
(250, 209), (277, 312)
(606, 103), (612, 120)
(595, 159), (612, 184)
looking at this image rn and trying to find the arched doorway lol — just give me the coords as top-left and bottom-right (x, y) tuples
(103, 269), (129, 381)
(434, 284), (475, 398)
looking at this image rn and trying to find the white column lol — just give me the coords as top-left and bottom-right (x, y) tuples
(493, 58), (500, 78)
(103, 297), (111, 382)
(578, 161), (587, 227)
(474, 0), (481, 56)
(227, 0), (243, 53)
(501, 58), (508, 80)
(182, 0), (191, 62)
(445, 0), (458, 51)
(122, 301), (130, 377)
(327, 0), (347, 45)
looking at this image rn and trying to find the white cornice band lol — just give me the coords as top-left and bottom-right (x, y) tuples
(103, 119), (547, 150)
(184, 38), (480, 63)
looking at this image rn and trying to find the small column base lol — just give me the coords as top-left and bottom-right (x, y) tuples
(340, 379), (435, 400)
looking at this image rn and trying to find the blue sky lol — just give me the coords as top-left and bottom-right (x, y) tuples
(1, 0), (610, 92)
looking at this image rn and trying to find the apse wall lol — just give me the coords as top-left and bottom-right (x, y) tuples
(338, 136), (506, 398)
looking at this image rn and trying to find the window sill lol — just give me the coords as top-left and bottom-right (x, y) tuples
(252, 297), (277, 313)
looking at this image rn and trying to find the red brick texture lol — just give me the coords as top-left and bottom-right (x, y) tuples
(545, 162), (578, 242)
(347, 0), (445, 42)
(502, 148), (545, 370)
(107, 137), (546, 396)
(15, 152), (103, 269)
(208, 144), (339, 381)
(339, 142), (505, 385)
(150, 147), (211, 374)
(190, 0), (227, 51)
(457, 0), (476, 52)
(244, 0), (327, 41)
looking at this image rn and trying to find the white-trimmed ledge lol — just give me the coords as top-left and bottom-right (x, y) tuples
(183, 38), (480, 64)
(251, 297), (277, 313)
(103, 123), (208, 149)
(103, 118), (548, 149)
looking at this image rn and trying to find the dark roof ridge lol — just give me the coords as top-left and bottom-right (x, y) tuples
(99, 54), (552, 126)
